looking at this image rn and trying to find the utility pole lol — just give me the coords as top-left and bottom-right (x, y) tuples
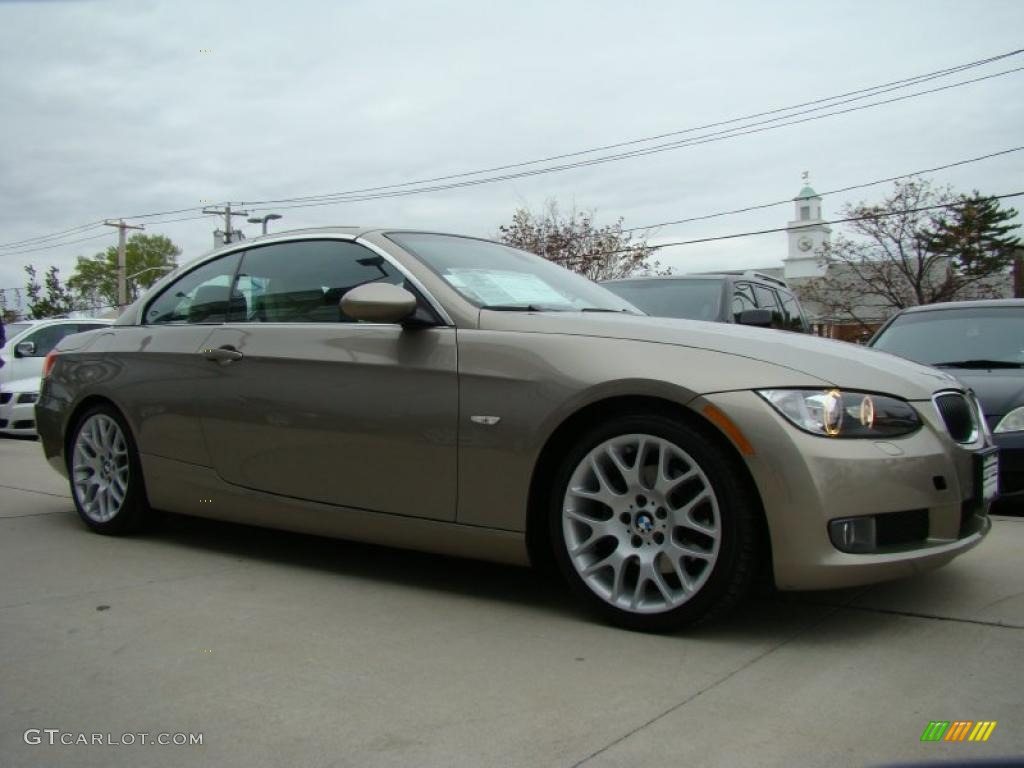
(103, 219), (145, 310)
(1014, 246), (1023, 298)
(203, 203), (249, 246)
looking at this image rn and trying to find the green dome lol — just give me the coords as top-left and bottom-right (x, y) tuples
(796, 185), (819, 199)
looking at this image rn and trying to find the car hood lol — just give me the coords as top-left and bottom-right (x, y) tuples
(479, 311), (960, 399)
(940, 369), (1024, 422)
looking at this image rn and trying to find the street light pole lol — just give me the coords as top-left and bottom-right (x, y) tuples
(247, 213), (282, 235)
(125, 265), (175, 293)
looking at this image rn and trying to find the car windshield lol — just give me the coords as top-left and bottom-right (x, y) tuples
(872, 306), (1024, 366)
(387, 232), (639, 312)
(5, 323), (33, 340)
(603, 278), (723, 321)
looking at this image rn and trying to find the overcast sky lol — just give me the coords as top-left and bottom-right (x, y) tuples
(1, 0), (1022, 304)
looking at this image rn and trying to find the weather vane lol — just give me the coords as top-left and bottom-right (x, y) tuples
(801, 170), (810, 183)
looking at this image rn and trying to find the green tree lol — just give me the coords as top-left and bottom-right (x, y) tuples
(927, 191), (1020, 278)
(797, 179), (1020, 331)
(24, 264), (77, 319)
(497, 201), (667, 281)
(67, 233), (181, 309)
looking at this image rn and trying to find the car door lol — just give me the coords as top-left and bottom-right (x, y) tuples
(751, 284), (786, 330)
(776, 289), (809, 333)
(195, 238), (459, 521)
(730, 282), (757, 322)
(128, 250), (245, 465)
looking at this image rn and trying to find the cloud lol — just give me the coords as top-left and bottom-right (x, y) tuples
(1, 0), (1022, 296)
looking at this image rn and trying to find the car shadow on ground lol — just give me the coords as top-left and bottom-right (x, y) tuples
(44, 507), (913, 641)
(145, 510), (854, 640)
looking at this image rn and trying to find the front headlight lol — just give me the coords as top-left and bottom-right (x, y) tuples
(757, 388), (921, 438)
(994, 406), (1024, 434)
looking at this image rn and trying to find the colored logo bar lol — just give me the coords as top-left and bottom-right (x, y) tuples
(921, 721), (997, 742)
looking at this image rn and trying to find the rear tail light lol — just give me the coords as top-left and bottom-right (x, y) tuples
(42, 350), (59, 379)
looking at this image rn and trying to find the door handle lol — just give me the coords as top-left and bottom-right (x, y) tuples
(201, 346), (243, 364)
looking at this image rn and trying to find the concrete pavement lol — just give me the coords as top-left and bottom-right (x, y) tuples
(0, 436), (1021, 767)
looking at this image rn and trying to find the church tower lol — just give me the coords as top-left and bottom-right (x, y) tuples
(783, 174), (831, 279)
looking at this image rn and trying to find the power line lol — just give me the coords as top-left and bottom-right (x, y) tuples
(243, 63), (1019, 211)
(6, 197), (1022, 315)
(0, 221), (107, 251)
(3, 48), (1021, 252)
(244, 48), (1024, 207)
(636, 191), (1024, 253)
(0, 231), (114, 258)
(249, 65), (1024, 211)
(1, 143), (1020, 265)
(623, 146), (1024, 234)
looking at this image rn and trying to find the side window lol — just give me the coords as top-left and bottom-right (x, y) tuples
(20, 324), (81, 357)
(145, 253), (242, 325)
(731, 282), (757, 322)
(752, 285), (785, 329)
(231, 240), (407, 323)
(777, 291), (807, 332)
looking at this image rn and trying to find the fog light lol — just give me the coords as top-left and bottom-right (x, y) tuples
(829, 517), (877, 554)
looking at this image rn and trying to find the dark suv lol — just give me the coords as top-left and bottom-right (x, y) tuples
(602, 271), (809, 332)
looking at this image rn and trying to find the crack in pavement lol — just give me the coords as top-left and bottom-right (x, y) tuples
(0, 509), (72, 519)
(0, 482), (70, 499)
(570, 600), (852, 768)
(568, 581), (1019, 767)
(792, 598), (1024, 629)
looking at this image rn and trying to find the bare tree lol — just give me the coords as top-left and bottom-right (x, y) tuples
(497, 200), (669, 281)
(797, 179), (1019, 332)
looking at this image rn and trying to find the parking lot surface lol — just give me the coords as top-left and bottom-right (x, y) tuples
(1, 436), (1021, 767)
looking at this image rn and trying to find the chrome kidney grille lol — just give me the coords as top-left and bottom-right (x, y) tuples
(933, 392), (979, 444)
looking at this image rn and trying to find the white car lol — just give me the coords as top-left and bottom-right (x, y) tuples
(1, 318), (113, 436)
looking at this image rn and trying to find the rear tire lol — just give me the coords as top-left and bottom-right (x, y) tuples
(548, 412), (760, 631)
(68, 405), (150, 534)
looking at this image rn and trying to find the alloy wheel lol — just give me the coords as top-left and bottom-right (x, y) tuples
(561, 433), (722, 614)
(72, 414), (131, 523)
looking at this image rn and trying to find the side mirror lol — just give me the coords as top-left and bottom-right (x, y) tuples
(340, 283), (417, 324)
(14, 341), (36, 357)
(737, 308), (773, 328)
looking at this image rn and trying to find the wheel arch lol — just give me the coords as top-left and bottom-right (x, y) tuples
(524, 394), (773, 583)
(63, 395), (133, 466)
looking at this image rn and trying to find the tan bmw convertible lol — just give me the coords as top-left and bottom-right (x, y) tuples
(37, 229), (996, 630)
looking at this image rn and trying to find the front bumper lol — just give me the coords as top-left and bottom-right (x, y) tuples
(698, 390), (991, 591)
(993, 430), (1024, 500)
(0, 391), (39, 435)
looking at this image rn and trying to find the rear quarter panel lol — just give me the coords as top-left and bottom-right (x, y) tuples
(39, 326), (217, 471)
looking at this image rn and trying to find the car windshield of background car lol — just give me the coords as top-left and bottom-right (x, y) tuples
(604, 279), (722, 321)
(873, 306), (1024, 365)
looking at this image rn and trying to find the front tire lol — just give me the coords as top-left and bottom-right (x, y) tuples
(68, 405), (150, 534)
(549, 412), (760, 631)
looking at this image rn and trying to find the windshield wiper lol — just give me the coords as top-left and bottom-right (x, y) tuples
(481, 304), (560, 312)
(580, 307), (633, 313)
(933, 359), (1024, 369)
